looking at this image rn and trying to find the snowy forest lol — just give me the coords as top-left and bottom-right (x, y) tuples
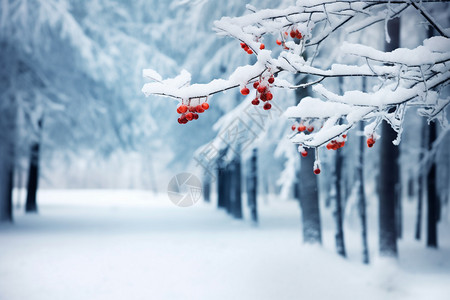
(1, 0), (449, 299)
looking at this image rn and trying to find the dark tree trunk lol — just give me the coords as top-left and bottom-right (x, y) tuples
(247, 148), (258, 224)
(0, 150), (14, 222)
(415, 119), (427, 240)
(357, 120), (370, 264)
(415, 175), (424, 240)
(298, 151), (322, 244)
(217, 149), (228, 209)
(379, 17), (400, 257)
(358, 79), (369, 264)
(25, 141), (40, 213)
(334, 147), (346, 257)
(425, 26), (439, 249)
(426, 121), (438, 248)
(0, 103), (16, 222)
(295, 73), (321, 244)
(230, 151), (242, 219)
(224, 165), (231, 214)
(333, 76), (346, 257)
(203, 175), (211, 202)
(217, 166), (226, 208)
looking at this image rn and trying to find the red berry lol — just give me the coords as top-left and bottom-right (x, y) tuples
(193, 113), (199, 120)
(260, 93), (267, 101)
(290, 30), (296, 38)
(314, 168), (321, 175)
(342, 134), (347, 138)
(291, 125), (296, 131)
(251, 98), (260, 106)
(307, 126), (314, 132)
(301, 151), (308, 157)
(179, 105), (188, 114)
(367, 138), (375, 148)
(247, 49), (253, 54)
(177, 118), (182, 124)
(196, 105), (204, 113)
(266, 92), (273, 100)
(296, 30), (302, 39)
(276, 39), (282, 45)
(241, 87), (250, 95)
(260, 43), (265, 50)
(240, 42), (246, 48)
(298, 125), (306, 132)
(202, 102), (209, 110)
(257, 85), (266, 93)
(268, 77), (274, 84)
(326, 143), (332, 150)
(263, 103), (271, 110)
(253, 81), (259, 89)
(177, 107), (182, 114)
(185, 112), (194, 121)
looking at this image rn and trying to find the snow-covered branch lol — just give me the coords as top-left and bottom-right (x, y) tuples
(141, 0), (449, 173)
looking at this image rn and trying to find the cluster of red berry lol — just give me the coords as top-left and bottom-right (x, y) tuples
(291, 123), (314, 133)
(240, 42), (254, 55)
(367, 136), (376, 148)
(241, 74), (276, 111)
(176, 102), (209, 124)
(240, 42), (265, 55)
(276, 27), (303, 48)
(326, 135), (347, 150)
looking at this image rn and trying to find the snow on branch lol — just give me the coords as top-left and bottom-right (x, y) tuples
(141, 0), (450, 173)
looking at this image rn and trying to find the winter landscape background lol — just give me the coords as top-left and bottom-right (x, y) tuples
(1, 1), (449, 299)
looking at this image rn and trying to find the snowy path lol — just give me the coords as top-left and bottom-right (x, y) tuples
(1, 190), (449, 300)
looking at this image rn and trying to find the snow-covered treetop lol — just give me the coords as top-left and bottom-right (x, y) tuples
(142, 0), (449, 173)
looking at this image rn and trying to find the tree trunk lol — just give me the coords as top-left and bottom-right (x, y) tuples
(425, 26), (439, 249)
(358, 120), (370, 264)
(379, 16), (400, 257)
(295, 73), (321, 244)
(0, 102), (16, 222)
(298, 151), (322, 244)
(231, 151), (242, 219)
(333, 76), (346, 257)
(217, 149), (228, 209)
(334, 147), (346, 257)
(426, 120), (438, 248)
(415, 118), (427, 240)
(203, 174), (211, 202)
(0, 160), (14, 222)
(247, 148), (258, 224)
(25, 141), (40, 213)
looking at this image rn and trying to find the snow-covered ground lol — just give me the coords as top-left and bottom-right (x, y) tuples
(1, 190), (449, 300)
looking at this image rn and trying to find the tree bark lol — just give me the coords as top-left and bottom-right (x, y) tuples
(333, 77), (346, 257)
(334, 147), (346, 257)
(247, 148), (258, 224)
(25, 141), (40, 213)
(426, 120), (438, 248)
(298, 151), (322, 244)
(0, 101), (16, 222)
(203, 174), (211, 202)
(415, 119), (427, 240)
(379, 16), (400, 257)
(230, 150), (242, 219)
(358, 120), (370, 264)
(217, 149), (228, 209)
(295, 72), (322, 244)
